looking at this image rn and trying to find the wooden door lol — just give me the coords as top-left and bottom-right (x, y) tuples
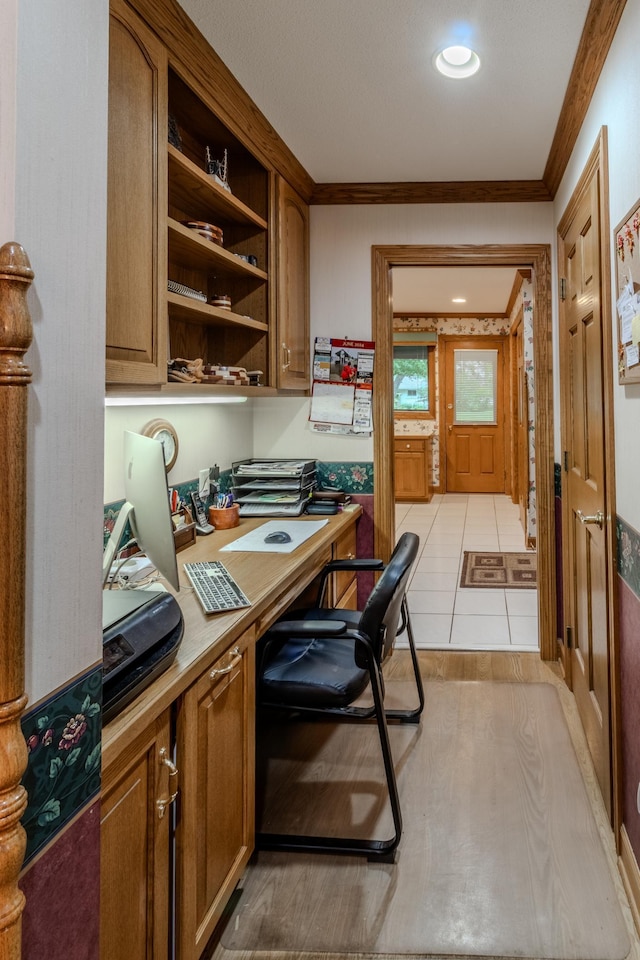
(558, 133), (616, 820)
(443, 337), (506, 493)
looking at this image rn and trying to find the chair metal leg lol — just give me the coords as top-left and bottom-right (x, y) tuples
(256, 646), (403, 862)
(384, 597), (425, 724)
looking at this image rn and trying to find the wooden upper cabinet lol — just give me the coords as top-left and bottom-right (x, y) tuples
(106, 0), (168, 384)
(276, 177), (310, 390)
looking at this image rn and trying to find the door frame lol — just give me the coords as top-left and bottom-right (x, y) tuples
(557, 127), (620, 834)
(510, 307), (528, 532)
(439, 334), (509, 495)
(371, 243), (555, 660)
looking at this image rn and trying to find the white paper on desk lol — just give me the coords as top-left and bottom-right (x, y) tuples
(219, 519), (329, 553)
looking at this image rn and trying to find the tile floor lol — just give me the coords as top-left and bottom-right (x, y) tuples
(396, 493), (538, 651)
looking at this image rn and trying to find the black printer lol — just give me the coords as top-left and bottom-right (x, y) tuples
(102, 589), (184, 723)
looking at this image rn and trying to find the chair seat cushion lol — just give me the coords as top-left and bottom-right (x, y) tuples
(261, 610), (370, 709)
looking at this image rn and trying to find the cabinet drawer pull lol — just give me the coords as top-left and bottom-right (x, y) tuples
(156, 747), (179, 819)
(210, 646), (241, 680)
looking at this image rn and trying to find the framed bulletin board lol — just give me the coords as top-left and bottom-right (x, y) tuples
(615, 199), (640, 383)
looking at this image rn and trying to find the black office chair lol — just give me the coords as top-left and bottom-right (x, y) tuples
(256, 531), (423, 861)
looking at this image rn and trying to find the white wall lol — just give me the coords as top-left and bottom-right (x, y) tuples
(16, 0), (109, 704)
(553, 0), (640, 530)
(255, 202), (555, 460)
(104, 403), (254, 501)
(0, 0), (17, 241)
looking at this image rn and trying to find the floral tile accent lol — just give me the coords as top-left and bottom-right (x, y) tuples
(617, 516), (640, 598)
(317, 461), (374, 494)
(20, 666), (102, 866)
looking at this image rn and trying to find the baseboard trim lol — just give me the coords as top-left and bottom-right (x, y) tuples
(619, 824), (640, 935)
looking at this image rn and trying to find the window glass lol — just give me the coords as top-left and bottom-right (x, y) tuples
(454, 349), (497, 423)
(393, 344), (429, 411)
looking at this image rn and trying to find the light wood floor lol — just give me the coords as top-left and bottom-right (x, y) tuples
(206, 652), (640, 960)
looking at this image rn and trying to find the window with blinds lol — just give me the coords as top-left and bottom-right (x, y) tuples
(454, 349), (498, 424)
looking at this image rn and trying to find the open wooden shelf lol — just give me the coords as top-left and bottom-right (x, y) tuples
(168, 218), (268, 279)
(168, 145), (268, 230)
(167, 291), (268, 331)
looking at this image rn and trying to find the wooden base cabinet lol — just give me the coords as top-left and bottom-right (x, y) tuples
(100, 711), (174, 960)
(175, 632), (255, 960)
(331, 523), (358, 609)
(394, 437), (432, 502)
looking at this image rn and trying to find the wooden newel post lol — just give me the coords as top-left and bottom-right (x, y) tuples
(0, 242), (34, 960)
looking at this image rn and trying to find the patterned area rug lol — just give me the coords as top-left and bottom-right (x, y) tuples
(460, 550), (536, 588)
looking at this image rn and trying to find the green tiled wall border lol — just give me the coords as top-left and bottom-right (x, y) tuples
(20, 666), (102, 866)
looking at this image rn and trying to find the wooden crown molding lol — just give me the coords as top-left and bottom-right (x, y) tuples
(311, 180), (551, 205)
(311, 0), (625, 205)
(543, 0), (626, 197)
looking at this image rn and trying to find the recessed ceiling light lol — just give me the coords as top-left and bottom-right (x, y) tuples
(434, 45), (480, 79)
(452, 297), (467, 303)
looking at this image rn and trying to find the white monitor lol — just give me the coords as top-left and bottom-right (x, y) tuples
(103, 430), (180, 592)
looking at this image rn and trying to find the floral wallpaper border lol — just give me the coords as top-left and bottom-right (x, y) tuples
(21, 666), (102, 867)
(105, 463), (374, 539)
(617, 515), (640, 598)
(317, 461), (374, 494)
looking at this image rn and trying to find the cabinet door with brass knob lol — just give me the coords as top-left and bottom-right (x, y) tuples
(101, 711), (173, 960)
(393, 437), (432, 502)
(175, 631), (255, 959)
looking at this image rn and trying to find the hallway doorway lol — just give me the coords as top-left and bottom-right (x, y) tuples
(372, 244), (554, 659)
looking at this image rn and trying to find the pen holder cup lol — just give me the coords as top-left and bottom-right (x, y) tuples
(208, 504), (240, 529)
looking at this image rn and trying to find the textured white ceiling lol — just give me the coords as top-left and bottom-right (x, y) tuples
(178, 0), (591, 183)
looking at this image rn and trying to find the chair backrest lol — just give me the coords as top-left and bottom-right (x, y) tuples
(357, 532), (420, 663)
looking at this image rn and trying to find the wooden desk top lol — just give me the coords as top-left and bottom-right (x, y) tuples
(102, 506), (361, 763)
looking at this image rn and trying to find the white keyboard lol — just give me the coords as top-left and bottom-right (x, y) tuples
(184, 561), (251, 614)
